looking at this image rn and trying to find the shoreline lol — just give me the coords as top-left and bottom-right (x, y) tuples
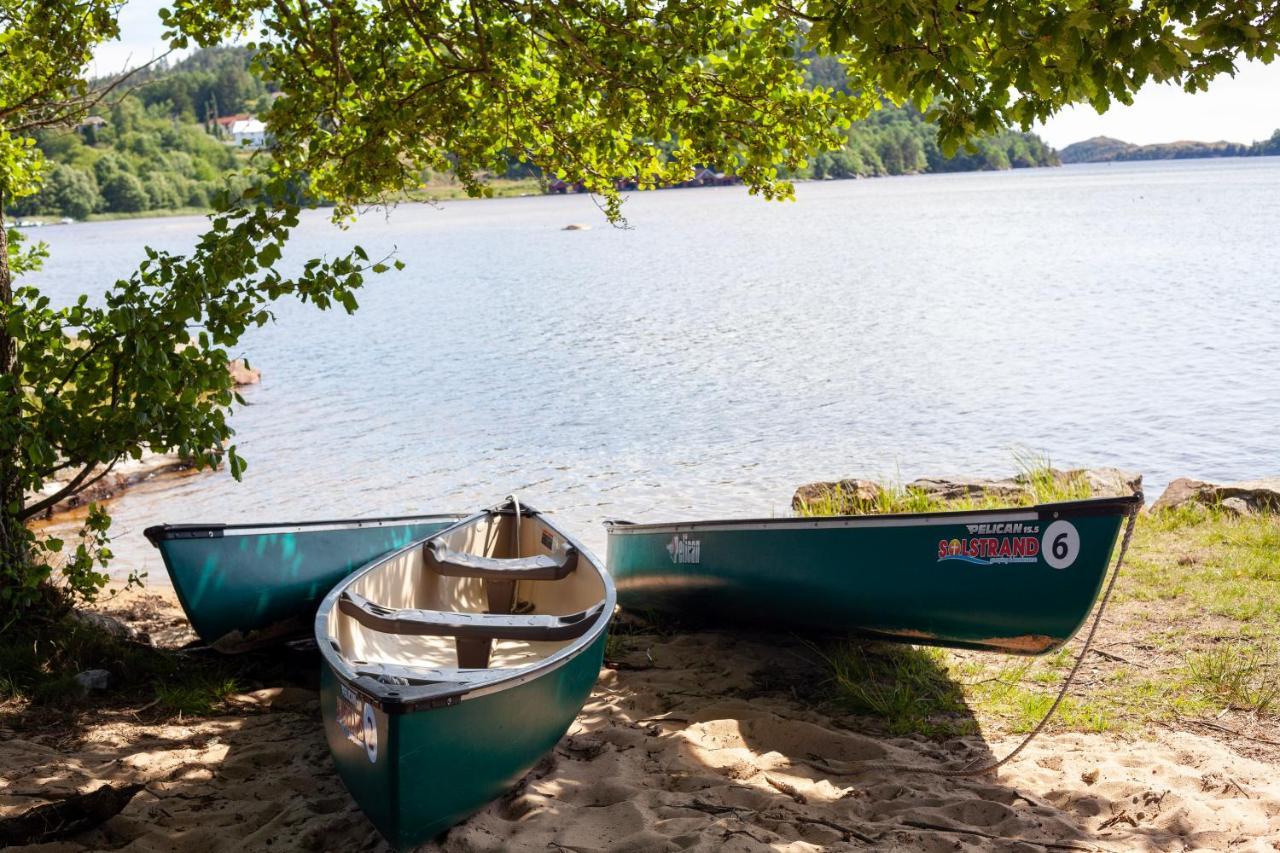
(8, 164), (1054, 228)
(16, 155), (1280, 228)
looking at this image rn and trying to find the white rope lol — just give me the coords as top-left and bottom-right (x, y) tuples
(867, 499), (1142, 777)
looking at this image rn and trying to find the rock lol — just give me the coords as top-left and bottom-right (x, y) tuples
(1063, 467), (1144, 499)
(73, 669), (112, 694)
(1153, 476), (1280, 515)
(1220, 497), (1254, 517)
(792, 479), (883, 512)
(1152, 478), (1213, 512)
(70, 609), (140, 642)
(1214, 478), (1280, 513)
(907, 476), (1027, 501)
(27, 450), (202, 519)
(793, 467), (1143, 515)
(562, 223), (590, 231)
(227, 358), (260, 386)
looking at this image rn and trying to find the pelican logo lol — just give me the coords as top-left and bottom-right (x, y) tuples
(667, 534), (701, 564)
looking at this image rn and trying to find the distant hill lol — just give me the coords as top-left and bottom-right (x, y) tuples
(1061, 132), (1280, 164)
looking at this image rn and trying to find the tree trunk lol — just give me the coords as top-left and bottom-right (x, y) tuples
(0, 202), (29, 574)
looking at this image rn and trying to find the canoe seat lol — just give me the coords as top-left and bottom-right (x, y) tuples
(338, 591), (605, 668)
(423, 540), (579, 580)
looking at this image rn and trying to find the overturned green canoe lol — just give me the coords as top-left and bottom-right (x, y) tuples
(606, 495), (1140, 655)
(144, 513), (463, 650)
(317, 500), (614, 850)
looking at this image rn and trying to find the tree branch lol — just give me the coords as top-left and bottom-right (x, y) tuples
(19, 458), (118, 521)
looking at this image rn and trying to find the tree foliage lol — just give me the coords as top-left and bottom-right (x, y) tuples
(161, 0), (1280, 217)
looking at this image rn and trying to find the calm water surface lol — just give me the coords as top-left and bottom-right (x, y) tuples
(31, 158), (1280, 579)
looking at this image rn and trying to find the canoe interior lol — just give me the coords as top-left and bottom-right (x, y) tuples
(329, 511), (607, 673)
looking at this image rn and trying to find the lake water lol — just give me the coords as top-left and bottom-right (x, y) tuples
(30, 158), (1280, 579)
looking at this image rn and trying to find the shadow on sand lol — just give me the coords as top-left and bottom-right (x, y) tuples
(0, 610), (1246, 851)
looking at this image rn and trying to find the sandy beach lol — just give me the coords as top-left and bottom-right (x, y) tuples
(4, 579), (1279, 853)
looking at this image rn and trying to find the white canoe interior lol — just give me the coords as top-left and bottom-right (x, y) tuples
(328, 511), (606, 671)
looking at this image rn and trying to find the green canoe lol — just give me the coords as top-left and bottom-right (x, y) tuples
(144, 513), (464, 650)
(605, 495), (1140, 655)
(316, 499), (615, 850)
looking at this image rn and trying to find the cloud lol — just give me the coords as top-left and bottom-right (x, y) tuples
(91, 0), (179, 77)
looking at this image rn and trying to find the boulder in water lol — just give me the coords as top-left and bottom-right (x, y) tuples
(227, 358), (260, 385)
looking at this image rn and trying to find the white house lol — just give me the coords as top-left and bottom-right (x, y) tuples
(229, 118), (268, 149)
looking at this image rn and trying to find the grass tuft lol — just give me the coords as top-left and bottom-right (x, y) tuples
(819, 641), (972, 736)
(1184, 643), (1280, 715)
(155, 676), (242, 716)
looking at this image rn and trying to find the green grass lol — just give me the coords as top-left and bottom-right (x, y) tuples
(797, 459), (1280, 738)
(0, 612), (245, 721)
(155, 676), (242, 716)
(818, 642), (972, 736)
(1183, 643), (1280, 715)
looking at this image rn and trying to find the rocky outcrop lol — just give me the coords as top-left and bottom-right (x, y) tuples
(1149, 478), (1212, 512)
(28, 451), (204, 519)
(227, 358), (260, 386)
(791, 478), (884, 510)
(904, 476), (1028, 502)
(70, 609), (142, 642)
(1073, 468), (1145, 498)
(793, 467), (1143, 513)
(1152, 477), (1280, 515)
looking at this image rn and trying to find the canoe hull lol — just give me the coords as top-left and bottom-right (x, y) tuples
(315, 501), (615, 849)
(146, 516), (461, 648)
(607, 497), (1138, 654)
(320, 632), (605, 850)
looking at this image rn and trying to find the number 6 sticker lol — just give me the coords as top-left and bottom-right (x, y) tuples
(1042, 520), (1080, 569)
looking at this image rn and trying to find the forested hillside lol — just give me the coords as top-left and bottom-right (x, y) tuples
(792, 54), (1058, 179)
(9, 47), (1057, 220)
(1061, 132), (1280, 163)
(7, 48), (271, 220)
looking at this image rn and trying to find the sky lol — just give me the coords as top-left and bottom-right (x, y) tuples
(92, 0), (1280, 149)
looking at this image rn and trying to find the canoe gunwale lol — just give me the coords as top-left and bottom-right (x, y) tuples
(603, 494), (1142, 535)
(143, 512), (467, 545)
(316, 503), (615, 716)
